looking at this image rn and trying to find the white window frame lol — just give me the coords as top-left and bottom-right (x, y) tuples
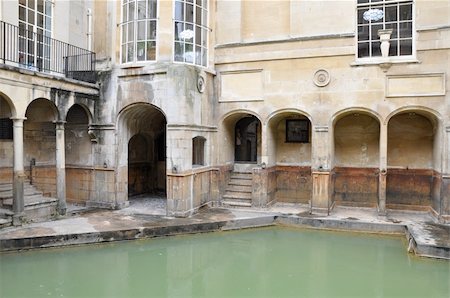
(120, 0), (158, 64)
(18, 0), (52, 71)
(173, 0), (209, 67)
(355, 0), (416, 64)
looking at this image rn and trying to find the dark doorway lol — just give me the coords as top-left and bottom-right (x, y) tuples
(235, 116), (258, 162)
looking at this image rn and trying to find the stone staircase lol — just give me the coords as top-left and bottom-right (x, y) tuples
(222, 172), (253, 208)
(0, 180), (58, 227)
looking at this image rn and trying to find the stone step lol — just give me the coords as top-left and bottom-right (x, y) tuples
(0, 207), (14, 217)
(2, 195), (57, 207)
(224, 191), (252, 199)
(0, 188), (43, 199)
(0, 183), (35, 192)
(230, 173), (252, 180)
(229, 178), (252, 186)
(221, 200), (252, 208)
(226, 184), (252, 193)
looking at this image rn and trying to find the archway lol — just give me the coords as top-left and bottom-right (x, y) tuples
(117, 103), (166, 210)
(333, 112), (380, 207)
(235, 116), (259, 163)
(65, 104), (92, 205)
(0, 95), (14, 183)
(267, 111), (312, 204)
(387, 111), (437, 209)
(24, 98), (58, 198)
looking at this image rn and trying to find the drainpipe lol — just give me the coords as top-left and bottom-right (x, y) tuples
(87, 8), (92, 51)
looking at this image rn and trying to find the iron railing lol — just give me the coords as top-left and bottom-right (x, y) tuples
(0, 21), (96, 83)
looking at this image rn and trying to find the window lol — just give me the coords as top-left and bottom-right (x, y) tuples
(286, 120), (309, 143)
(18, 0), (52, 70)
(192, 136), (205, 166)
(121, 0), (157, 63)
(357, 0), (413, 59)
(0, 118), (13, 140)
(174, 0), (208, 66)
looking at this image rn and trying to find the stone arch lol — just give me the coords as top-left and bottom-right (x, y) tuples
(24, 98), (59, 198)
(266, 109), (313, 204)
(0, 93), (16, 183)
(65, 104), (93, 204)
(116, 102), (167, 207)
(386, 107), (442, 210)
(332, 108), (381, 208)
(0, 92), (17, 118)
(220, 110), (262, 166)
(64, 103), (93, 124)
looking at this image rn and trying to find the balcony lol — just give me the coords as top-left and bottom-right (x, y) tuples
(0, 21), (96, 84)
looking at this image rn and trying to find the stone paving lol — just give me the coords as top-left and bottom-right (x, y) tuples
(0, 199), (448, 259)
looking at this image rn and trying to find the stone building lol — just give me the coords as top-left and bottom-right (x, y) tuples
(0, 0), (449, 226)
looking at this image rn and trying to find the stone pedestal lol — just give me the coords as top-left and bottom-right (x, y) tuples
(311, 171), (332, 214)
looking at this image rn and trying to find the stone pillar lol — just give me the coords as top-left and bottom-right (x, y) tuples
(55, 121), (67, 215)
(11, 117), (26, 226)
(378, 123), (388, 215)
(311, 126), (332, 214)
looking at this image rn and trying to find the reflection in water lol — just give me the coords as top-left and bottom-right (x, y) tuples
(1, 227), (449, 298)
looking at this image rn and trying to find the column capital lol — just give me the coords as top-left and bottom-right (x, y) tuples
(53, 120), (67, 129)
(10, 117), (27, 124)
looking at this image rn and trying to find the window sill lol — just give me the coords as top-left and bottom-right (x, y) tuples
(351, 57), (420, 67)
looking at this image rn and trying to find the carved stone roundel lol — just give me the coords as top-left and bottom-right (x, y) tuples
(197, 75), (205, 93)
(313, 69), (330, 87)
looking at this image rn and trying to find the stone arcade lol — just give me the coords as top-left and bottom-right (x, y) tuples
(0, 0), (449, 227)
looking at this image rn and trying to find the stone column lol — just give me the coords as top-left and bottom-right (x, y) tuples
(55, 121), (67, 215)
(11, 117), (26, 226)
(378, 123), (388, 215)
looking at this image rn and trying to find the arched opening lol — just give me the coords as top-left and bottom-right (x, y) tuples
(0, 95), (13, 184)
(267, 112), (312, 204)
(387, 112), (437, 209)
(24, 98), (58, 198)
(65, 104), (92, 205)
(333, 113), (380, 207)
(117, 104), (166, 212)
(235, 116), (259, 163)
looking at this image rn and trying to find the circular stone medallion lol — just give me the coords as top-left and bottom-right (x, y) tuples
(313, 69), (330, 87)
(197, 75), (205, 93)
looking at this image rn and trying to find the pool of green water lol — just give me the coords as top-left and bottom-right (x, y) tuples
(1, 227), (449, 298)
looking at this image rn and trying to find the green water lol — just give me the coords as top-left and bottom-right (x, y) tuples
(1, 227), (449, 298)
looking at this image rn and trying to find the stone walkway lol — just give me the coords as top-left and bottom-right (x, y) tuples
(0, 199), (448, 259)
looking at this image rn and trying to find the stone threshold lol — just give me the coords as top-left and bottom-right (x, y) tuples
(0, 210), (448, 260)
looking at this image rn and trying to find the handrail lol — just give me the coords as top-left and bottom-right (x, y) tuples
(0, 20), (96, 83)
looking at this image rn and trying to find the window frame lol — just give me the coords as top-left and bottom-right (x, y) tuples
(120, 0), (159, 65)
(18, 0), (53, 71)
(285, 119), (310, 143)
(355, 0), (415, 63)
(173, 0), (209, 67)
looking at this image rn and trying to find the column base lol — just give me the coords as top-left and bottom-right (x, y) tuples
(12, 213), (24, 226)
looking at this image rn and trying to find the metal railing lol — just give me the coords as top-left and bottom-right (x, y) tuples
(0, 21), (96, 83)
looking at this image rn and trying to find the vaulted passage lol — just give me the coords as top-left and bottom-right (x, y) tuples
(118, 104), (166, 202)
(0, 96), (13, 183)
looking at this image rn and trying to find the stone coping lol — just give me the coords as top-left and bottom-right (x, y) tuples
(0, 207), (448, 260)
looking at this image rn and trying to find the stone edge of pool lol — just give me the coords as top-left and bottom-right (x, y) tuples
(0, 214), (449, 260)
